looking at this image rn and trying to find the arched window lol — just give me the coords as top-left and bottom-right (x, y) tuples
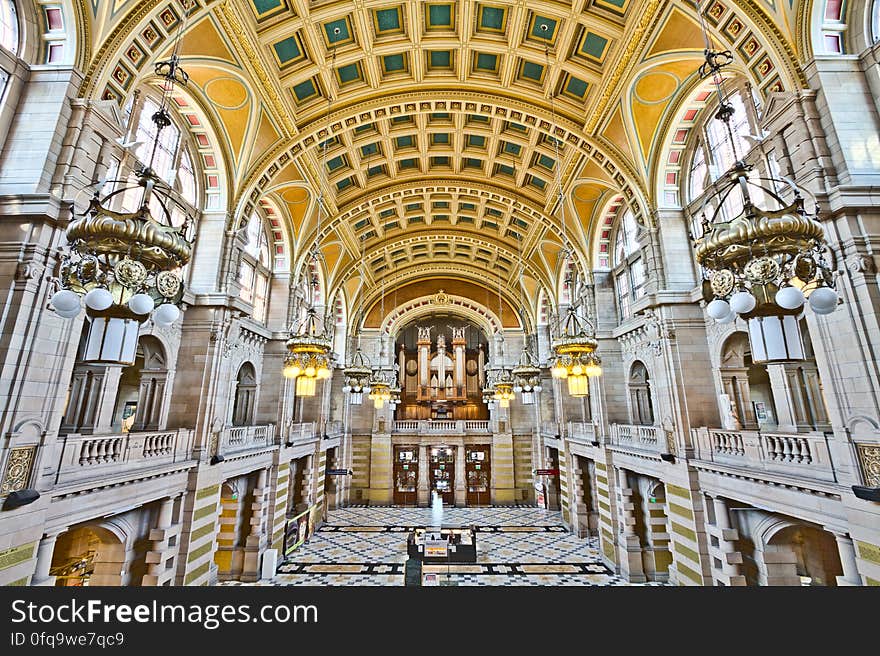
(613, 210), (646, 321)
(628, 361), (654, 426)
(239, 215), (271, 323)
(134, 97), (180, 184)
(0, 0), (17, 54)
(232, 362), (257, 426)
(686, 88), (754, 200)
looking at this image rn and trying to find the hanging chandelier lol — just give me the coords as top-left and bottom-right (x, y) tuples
(512, 337), (542, 398)
(367, 368), (393, 409)
(341, 344), (372, 405)
(550, 306), (602, 397)
(50, 51), (193, 367)
(491, 367), (516, 408)
(283, 304), (332, 397)
(693, 7), (838, 363)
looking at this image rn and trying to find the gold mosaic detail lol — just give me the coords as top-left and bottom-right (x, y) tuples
(0, 446), (36, 495)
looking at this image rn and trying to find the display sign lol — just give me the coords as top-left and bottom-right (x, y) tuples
(535, 481), (547, 509)
(326, 468), (353, 476)
(534, 468), (560, 476)
(424, 539), (449, 558)
(282, 503), (322, 559)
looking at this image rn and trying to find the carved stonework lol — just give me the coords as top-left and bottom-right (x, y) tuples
(847, 255), (876, 275)
(856, 444), (880, 487)
(619, 313), (666, 361)
(432, 289), (449, 305)
(0, 446), (36, 495)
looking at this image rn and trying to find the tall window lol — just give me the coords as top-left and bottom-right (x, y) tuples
(0, 1), (18, 54)
(686, 89), (754, 200)
(613, 210), (646, 321)
(239, 215), (271, 323)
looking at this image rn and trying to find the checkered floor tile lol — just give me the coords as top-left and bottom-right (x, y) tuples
(221, 506), (669, 587)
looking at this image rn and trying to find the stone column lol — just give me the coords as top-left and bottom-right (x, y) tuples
(490, 432), (515, 505)
(417, 443), (430, 507)
(417, 328), (431, 390)
(767, 363), (812, 432)
(710, 496), (746, 586)
(242, 468), (269, 582)
(455, 444), (466, 507)
(833, 533), (862, 586)
(568, 455), (591, 538)
(720, 368), (756, 428)
(63, 366), (124, 434)
(31, 532), (62, 586)
(616, 468), (646, 583)
(143, 496), (178, 586)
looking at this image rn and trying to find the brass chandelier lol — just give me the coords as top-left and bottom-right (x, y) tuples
(693, 9), (838, 363)
(550, 306), (602, 397)
(341, 342), (372, 405)
(283, 302), (332, 397)
(50, 50), (193, 367)
(512, 337), (543, 397)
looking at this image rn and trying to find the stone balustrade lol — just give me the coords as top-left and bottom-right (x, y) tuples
(692, 427), (836, 483)
(286, 422), (317, 445)
(220, 424), (276, 455)
(566, 421), (597, 445)
(391, 419), (491, 435)
(56, 429), (195, 488)
(609, 423), (666, 455)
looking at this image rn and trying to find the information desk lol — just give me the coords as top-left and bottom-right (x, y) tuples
(407, 528), (477, 563)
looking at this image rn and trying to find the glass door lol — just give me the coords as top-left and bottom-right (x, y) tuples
(429, 446), (455, 505)
(466, 447), (491, 506)
(393, 446), (418, 506)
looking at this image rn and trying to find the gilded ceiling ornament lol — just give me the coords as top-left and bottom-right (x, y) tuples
(433, 290), (449, 305)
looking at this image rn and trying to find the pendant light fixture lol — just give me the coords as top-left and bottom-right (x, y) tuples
(545, 61), (601, 395)
(282, 51), (336, 394)
(691, 2), (838, 363)
(367, 251), (392, 409)
(342, 235), (372, 404)
(490, 264), (515, 408)
(511, 230), (542, 401)
(50, 10), (194, 366)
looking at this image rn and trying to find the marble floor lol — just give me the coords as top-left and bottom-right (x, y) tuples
(225, 506), (668, 586)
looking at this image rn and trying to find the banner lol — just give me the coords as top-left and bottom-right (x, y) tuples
(282, 503), (322, 559)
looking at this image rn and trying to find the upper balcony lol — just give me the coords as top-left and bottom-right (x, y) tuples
(690, 427), (837, 484)
(54, 428), (197, 493)
(391, 420), (491, 436)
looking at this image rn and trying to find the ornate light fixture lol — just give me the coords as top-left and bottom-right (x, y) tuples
(491, 367), (516, 409)
(341, 344), (372, 405)
(693, 7), (838, 363)
(367, 368), (392, 409)
(283, 305), (332, 397)
(550, 307), (602, 397)
(512, 336), (543, 399)
(545, 71), (601, 396)
(50, 47), (193, 366)
(282, 47), (338, 394)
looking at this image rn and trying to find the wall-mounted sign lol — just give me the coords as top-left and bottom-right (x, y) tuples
(326, 469), (353, 476)
(534, 468), (559, 476)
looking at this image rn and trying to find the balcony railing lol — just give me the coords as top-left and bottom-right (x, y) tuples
(391, 420), (491, 435)
(692, 427), (836, 483)
(566, 421), (597, 445)
(56, 428), (195, 488)
(220, 424), (275, 456)
(286, 422), (317, 445)
(608, 423), (667, 455)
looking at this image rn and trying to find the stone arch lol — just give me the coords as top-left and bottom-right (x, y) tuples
(231, 361), (258, 427)
(380, 294), (504, 339)
(757, 515), (844, 586)
(50, 522), (128, 586)
(628, 360), (655, 426)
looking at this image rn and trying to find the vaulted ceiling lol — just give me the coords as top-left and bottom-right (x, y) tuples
(74, 0), (806, 326)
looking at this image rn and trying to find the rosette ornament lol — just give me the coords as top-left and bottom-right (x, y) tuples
(696, 162), (838, 362)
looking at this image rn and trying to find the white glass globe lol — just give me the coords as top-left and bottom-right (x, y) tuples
(51, 289), (80, 313)
(716, 309), (736, 324)
(153, 304), (180, 325)
(707, 299), (731, 319)
(513, 385), (522, 393)
(534, 385), (543, 392)
(729, 290), (757, 314)
(55, 306), (82, 319)
(84, 288), (113, 311)
(128, 293), (155, 315)
(809, 287), (838, 314)
(775, 286), (805, 310)
(363, 386), (371, 394)
(342, 385), (351, 393)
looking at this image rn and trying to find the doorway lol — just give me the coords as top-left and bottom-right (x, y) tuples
(466, 446), (491, 506)
(393, 446), (418, 506)
(429, 446), (455, 505)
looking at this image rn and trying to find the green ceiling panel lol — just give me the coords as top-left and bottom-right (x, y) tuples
(581, 32), (609, 60)
(374, 8), (401, 32)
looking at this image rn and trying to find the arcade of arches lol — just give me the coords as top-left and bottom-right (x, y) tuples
(0, 0), (879, 587)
